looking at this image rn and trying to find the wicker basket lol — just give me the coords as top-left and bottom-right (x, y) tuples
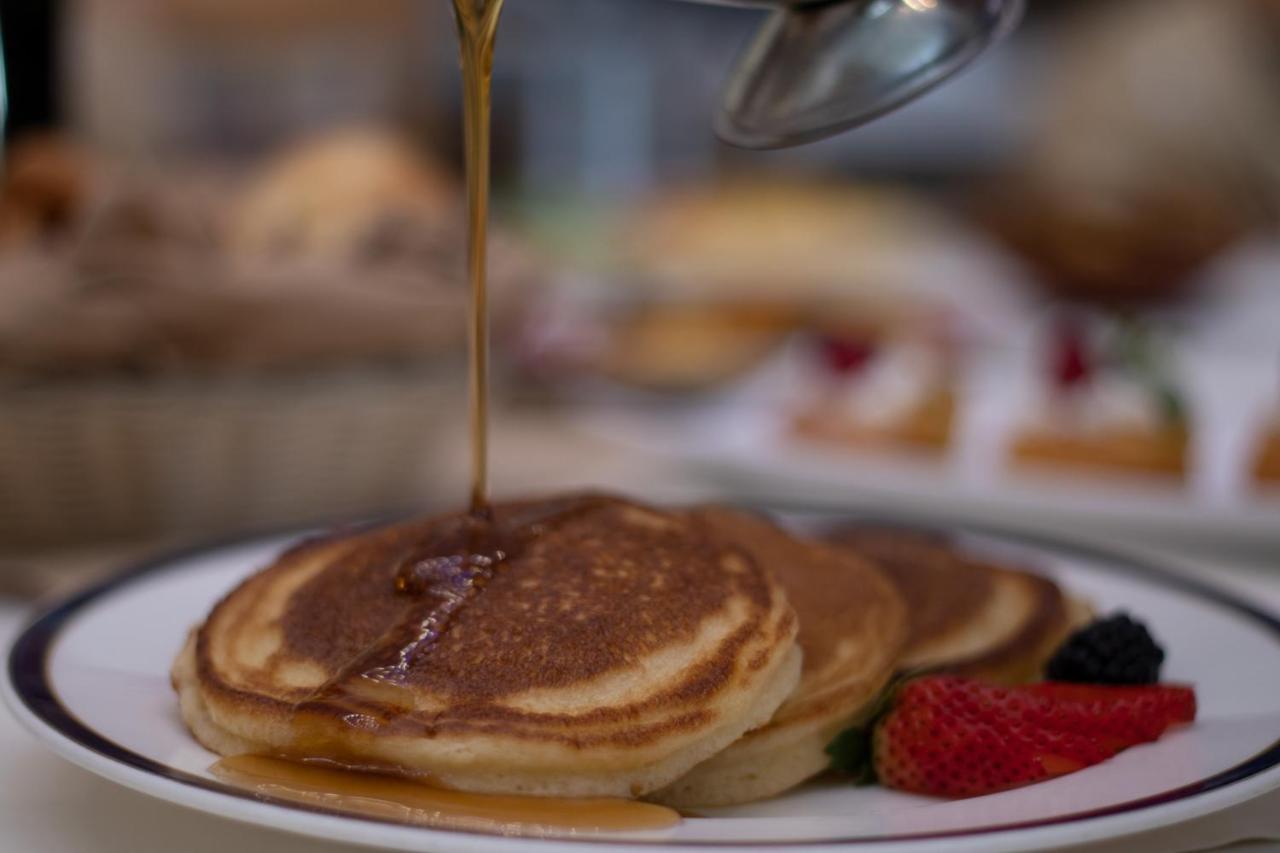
(0, 367), (458, 549)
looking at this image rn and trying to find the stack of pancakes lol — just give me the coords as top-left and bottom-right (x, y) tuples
(174, 495), (1084, 808)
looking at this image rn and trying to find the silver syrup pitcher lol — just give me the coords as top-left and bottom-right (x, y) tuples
(694, 0), (1024, 148)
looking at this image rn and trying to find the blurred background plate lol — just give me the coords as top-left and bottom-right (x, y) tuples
(581, 396), (1280, 556)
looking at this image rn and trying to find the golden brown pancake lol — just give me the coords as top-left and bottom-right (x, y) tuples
(173, 494), (802, 799)
(654, 508), (907, 809)
(827, 528), (1084, 683)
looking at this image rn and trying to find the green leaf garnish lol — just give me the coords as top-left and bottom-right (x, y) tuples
(1154, 383), (1187, 426)
(825, 671), (920, 785)
(1108, 317), (1188, 427)
(825, 726), (876, 785)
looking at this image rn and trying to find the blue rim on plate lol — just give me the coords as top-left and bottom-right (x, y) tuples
(8, 513), (1280, 847)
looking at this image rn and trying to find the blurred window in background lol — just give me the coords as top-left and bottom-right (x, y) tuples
(65, 0), (422, 160)
(50, 0), (1052, 187)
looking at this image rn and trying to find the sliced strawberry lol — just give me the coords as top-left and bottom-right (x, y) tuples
(894, 678), (1195, 740)
(872, 705), (1122, 798)
(857, 676), (1196, 799)
(1023, 682), (1197, 741)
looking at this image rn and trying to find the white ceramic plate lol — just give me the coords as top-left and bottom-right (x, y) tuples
(6, 516), (1280, 853)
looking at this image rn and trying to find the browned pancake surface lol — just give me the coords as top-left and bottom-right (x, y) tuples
(950, 570), (1068, 683)
(826, 528), (991, 661)
(277, 499), (754, 701)
(698, 509), (901, 693)
(648, 508), (906, 809)
(194, 494), (792, 740)
(827, 527), (1074, 681)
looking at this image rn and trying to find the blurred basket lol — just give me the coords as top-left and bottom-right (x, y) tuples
(0, 368), (456, 549)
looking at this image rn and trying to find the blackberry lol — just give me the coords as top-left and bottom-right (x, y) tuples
(1046, 613), (1165, 685)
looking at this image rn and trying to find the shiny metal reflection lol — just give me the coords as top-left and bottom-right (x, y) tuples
(717, 0), (1024, 149)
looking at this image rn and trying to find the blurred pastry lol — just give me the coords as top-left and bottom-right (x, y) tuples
(791, 320), (958, 454)
(0, 133), (92, 247)
(624, 182), (940, 296)
(594, 301), (799, 393)
(977, 0), (1273, 307)
(544, 179), (1029, 397)
(980, 182), (1244, 306)
(225, 126), (538, 329)
(1011, 320), (1191, 478)
(1027, 0), (1280, 229)
(619, 181), (1017, 322)
(228, 126), (458, 262)
(0, 124), (556, 379)
(0, 249), (467, 379)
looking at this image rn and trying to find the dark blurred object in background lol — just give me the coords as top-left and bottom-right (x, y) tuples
(0, 132), (86, 243)
(971, 0), (1280, 308)
(0, 0), (62, 139)
(978, 182), (1247, 307)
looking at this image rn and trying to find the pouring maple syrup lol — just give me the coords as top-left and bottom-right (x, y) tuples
(455, 0), (503, 516)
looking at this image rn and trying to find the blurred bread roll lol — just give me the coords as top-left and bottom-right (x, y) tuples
(0, 134), (93, 247)
(617, 181), (1029, 340)
(229, 127), (459, 262)
(623, 182), (950, 302)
